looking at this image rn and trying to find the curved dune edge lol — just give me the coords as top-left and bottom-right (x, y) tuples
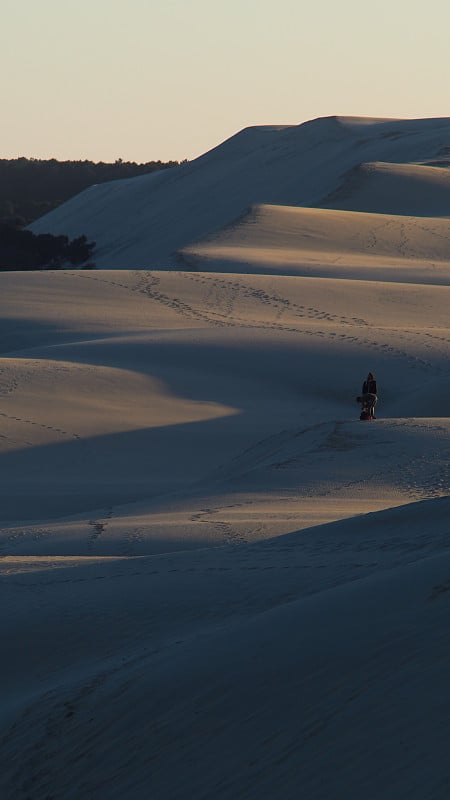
(180, 204), (450, 283)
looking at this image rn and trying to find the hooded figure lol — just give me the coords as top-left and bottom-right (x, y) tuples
(362, 372), (377, 396)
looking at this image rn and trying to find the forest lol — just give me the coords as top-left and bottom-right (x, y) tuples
(0, 225), (96, 271)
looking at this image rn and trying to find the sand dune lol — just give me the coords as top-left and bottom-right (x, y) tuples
(2, 116), (450, 798)
(320, 160), (450, 217)
(181, 203), (450, 283)
(29, 115), (450, 269)
(0, 268), (448, 534)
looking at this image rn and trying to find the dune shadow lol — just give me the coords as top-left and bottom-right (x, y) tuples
(0, 316), (127, 357)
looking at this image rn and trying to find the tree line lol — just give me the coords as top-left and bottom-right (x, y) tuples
(0, 157), (179, 227)
(0, 156), (179, 270)
(0, 225), (96, 271)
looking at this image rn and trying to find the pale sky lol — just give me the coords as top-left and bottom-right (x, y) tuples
(2, 0), (449, 163)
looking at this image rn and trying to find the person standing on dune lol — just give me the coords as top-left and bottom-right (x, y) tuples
(359, 371), (378, 419)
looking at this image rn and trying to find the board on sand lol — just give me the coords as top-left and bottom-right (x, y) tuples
(356, 393), (377, 421)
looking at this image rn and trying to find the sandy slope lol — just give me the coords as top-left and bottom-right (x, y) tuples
(319, 161), (450, 217)
(0, 269), (448, 540)
(1, 501), (449, 798)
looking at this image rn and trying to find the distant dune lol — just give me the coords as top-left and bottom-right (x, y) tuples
(30, 115), (450, 269)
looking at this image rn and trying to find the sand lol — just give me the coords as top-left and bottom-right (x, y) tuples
(1, 116), (449, 798)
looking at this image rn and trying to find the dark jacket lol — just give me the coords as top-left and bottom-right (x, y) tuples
(363, 376), (377, 395)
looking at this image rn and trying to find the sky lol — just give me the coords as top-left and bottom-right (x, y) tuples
(2, 0), (449, 164)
